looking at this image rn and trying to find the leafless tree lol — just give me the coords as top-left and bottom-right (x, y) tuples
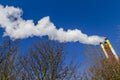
(0, 39), (21, 80)
(20, 40), (77, 80)
(84, 45), (120, 80)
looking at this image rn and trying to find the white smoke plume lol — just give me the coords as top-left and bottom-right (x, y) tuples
(0, 5), (105, 45)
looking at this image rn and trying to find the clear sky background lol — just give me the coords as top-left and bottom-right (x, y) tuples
(0, 0), (120, 66)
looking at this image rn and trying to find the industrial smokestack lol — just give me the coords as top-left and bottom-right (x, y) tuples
(105, 38), (119, 60)
(100, 38), (119, 61)
(0, 5), (105, 45)
(100, 42), (108, 58)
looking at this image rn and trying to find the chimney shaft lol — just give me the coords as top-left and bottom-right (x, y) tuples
(100, 42), (109, 58)
(105, 38), (119, 60)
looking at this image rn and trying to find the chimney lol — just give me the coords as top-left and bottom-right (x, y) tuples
(100, 38), (119, 61)
(100, 42), (108, 58)
(105, 38), (119, 60)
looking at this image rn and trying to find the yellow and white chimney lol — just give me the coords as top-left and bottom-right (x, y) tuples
(100, 42), (109, 58)
(105, 38), (119, 60)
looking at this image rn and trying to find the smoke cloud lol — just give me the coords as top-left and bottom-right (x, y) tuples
(0, 5), (105, 45)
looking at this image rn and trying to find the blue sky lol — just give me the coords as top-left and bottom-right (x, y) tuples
(0, 0), (120, 65)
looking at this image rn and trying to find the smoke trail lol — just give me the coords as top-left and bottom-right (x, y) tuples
(0, 5), (105, 45)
